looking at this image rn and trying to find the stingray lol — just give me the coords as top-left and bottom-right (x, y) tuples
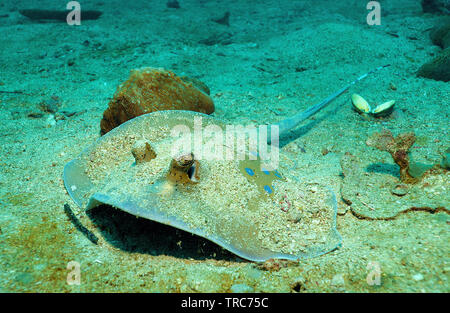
(63, 65), (389, 261)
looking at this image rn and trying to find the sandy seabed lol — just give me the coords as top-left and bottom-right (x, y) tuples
(0, 0), (448, 292)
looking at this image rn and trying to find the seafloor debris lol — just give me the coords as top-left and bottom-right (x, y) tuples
(100, 67), (215, 134)
(19, 9), (102, 21)
(366, 129), (418, 183)
(340, 152), (449, 219)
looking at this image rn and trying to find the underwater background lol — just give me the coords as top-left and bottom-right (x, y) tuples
(0, 0), (448, 292)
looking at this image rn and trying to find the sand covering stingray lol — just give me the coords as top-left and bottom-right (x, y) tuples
(63, 110), (341, 261)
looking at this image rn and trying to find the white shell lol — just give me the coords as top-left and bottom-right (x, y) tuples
(371, 100), (395, 116)
(351, 94), (371, 113)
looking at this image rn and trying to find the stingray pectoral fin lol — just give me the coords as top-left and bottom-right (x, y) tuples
(63, 110), (343, 262)
(63, 159), (95, 208)
(86, 190), (296, 261)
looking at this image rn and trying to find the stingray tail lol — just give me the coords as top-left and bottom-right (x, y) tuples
(272, 64), (391, 141)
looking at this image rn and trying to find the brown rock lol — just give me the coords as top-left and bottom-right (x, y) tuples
(417, 47), (450, 82)
(100, 67), (215, 135)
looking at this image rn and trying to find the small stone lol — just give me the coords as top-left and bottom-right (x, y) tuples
(132, 140), (157, 164)
(391, 184), (409, 196)
(412, 273), (424, 281)
(230, 283), (254, 293)
(287, 209), (302, 223)
(45, 114), (56, 127)
(331, 274), (345, 287)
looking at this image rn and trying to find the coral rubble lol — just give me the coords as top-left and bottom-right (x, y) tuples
(366, 129), (417, 183)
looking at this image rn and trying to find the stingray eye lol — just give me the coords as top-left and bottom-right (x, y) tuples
(168, 152), (200, 184)
(131, 140), (156, 164)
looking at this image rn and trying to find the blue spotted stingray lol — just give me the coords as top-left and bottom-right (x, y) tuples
(63, 66), (388, 261)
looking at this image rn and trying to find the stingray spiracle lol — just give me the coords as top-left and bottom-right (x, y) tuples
(167, 152), (200, 184)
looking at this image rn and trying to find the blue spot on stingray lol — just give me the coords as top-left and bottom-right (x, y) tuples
(245, 168), (255, 176)
(274, 171), (282, 178)
(263, 185), (273, 194)
(261, 168), (270, 175)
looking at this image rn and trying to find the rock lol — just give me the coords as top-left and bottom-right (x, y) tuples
(166, 0), (180, 9)
(421, 0), (450, 14)
(100, 67), (215, 135)
(417, 47), (450, 82)
(179, 75), (211, 95)
(430, 20), (450, 49)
